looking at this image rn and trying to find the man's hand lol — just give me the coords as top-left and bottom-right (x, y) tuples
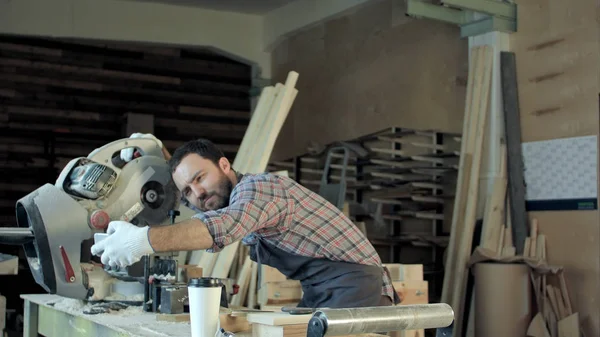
(90, 221), (155, 268)
(120, 133), (164, 162)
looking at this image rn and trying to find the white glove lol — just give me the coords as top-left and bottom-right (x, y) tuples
(90, 221), (155, 268)
(120, 133), (163, 162)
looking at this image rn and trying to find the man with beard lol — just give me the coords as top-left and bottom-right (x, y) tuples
(91, 134), (399, 309)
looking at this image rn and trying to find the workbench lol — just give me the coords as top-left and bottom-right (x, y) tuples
(21, 294), (400, 337)
(21, 294), (253, 337)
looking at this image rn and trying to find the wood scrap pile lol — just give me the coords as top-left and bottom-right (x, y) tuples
(526, 220), (580, 337)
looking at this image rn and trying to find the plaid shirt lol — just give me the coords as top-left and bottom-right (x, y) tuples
(192, 172), (395, 300)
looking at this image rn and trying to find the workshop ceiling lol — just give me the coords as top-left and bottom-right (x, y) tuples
(125, 0), (298, 14)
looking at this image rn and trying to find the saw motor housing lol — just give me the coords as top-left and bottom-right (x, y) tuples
(14, 138), (179, 300)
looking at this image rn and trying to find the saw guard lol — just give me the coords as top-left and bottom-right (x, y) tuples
(14, 137), (180, 300)
(16, 184), (92, 299)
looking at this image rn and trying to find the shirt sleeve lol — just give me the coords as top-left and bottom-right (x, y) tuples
(192, 177), (288, 252)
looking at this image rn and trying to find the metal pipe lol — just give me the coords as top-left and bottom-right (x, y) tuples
(0, 227), (34, 245)
(0, 227), (34, 237)
(307, 304), (454, 337)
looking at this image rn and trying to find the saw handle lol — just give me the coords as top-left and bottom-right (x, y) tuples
(88, 138), (166, 172)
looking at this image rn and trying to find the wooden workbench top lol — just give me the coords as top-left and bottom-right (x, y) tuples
(22, 293), (250, 337)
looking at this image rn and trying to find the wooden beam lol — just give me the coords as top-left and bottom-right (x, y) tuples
(500, 51), (528, 255)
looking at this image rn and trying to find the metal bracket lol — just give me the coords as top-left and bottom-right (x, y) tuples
(406, 0), (517, 38)
(406, 0), (468, 25)
(442, 0), (516, 20)
(460, 15), (517, 38)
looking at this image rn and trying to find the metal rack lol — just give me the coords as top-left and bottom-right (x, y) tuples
(267, 127), (460, 302)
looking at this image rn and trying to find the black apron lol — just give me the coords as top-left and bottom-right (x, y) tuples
(244, 234), (400, 309)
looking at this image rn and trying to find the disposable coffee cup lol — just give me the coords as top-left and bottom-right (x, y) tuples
(188, 277), (222, 337)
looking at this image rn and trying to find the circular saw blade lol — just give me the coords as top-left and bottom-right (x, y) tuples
(137, 178), (180, 226)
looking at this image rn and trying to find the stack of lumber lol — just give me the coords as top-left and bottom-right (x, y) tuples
(187, 71), (300, 289)
(440, 44), (494, 337)
(0, 35), (252, 226)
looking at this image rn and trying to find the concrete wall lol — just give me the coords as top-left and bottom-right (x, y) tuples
(269, 0), (467, 161)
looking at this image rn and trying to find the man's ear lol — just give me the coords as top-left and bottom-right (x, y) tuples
(218, 157), (231, 173)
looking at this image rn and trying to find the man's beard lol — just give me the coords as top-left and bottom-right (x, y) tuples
(198, 173), (233, 212)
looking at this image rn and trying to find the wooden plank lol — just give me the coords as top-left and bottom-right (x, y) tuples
(0, 41), (249, 80)
(370, 158), (413, 168)
(248, 262), (259, 309)
(1, 105), (117, 122)
(446, 45), (494, 337)
(211, 72), (299, 280)
(257, 280), (303, 305)
(260, 265), (288, 285)
(0, 57), (182, 84)
(246, 312), (310, 326)
(480, 143), (508, 253)
(210, 85), (280, 279)
(0, 65), (250, 95)
(557, 313), (579, 337)
(441, 43), (481, 306)
(384, 264), (424, 281)
(370, 171), (429, 182)
(1, 79), (248, 111)
(156, 312), (251, 333)
(415, 211), (444, 221)
(393, 280), (428, 305)
(231, 256), (252, 307)
(500, 51), (529, 255)
(369, 147), (408, 156)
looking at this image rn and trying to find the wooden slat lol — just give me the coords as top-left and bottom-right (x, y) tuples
(0, 65), (249, 95)
(0, 39), (250, 80)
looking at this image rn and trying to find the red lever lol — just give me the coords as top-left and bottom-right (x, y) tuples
(232, 284), (240, 295)
(59, 246), (76, 283)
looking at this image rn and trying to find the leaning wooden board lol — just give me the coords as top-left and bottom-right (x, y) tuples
(210, 72), (299, 280)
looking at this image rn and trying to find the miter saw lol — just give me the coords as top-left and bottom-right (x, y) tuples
(0, 138), (224, 313)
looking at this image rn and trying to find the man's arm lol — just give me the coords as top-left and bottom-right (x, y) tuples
(148, 217), (213, 252)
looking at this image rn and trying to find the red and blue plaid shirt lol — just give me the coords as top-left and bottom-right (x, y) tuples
(192, 172), (395, 301)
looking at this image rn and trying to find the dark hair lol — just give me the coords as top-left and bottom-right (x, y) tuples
(168, 138), (225, 173)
